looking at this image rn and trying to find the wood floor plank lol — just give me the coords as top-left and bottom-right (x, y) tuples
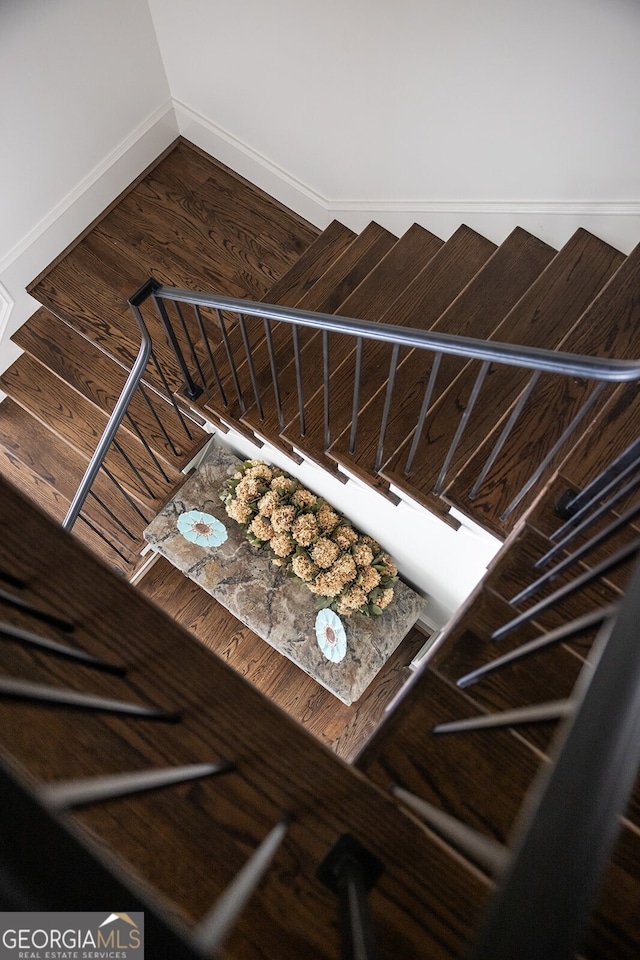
(136, 556), (426, 762)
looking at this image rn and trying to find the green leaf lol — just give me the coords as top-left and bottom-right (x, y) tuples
(369, 605), (383, 616)
(314, 596), (333, 610)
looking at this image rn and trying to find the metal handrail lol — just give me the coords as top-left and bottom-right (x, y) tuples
(154, 285), (640, 382)
(468, 550), (640, 960)
(62, 287), (153, 531)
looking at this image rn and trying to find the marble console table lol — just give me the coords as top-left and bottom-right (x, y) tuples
(143, 446), (427, 705)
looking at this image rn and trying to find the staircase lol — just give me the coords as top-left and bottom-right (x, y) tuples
(0, 138), (639, 957)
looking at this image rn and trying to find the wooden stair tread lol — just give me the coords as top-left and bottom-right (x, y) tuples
(0, 443), (137, 576)
(329, 226), (557, 492)
(137, 555), (428, 763)
(442, 239), (640, 535)
(357, 665), (540, 843)
(242, 223), (444, 462)
(357, 659), (640, 960)
(0, 477), (491, 960)
(366, 229), (620, 509)
(216, 222), (399, 447)
(29, 141), (319, 394)
(0, 398), (152, 551)
(277, 223), (446, 473)
(267, 224), (496, 489)
(556, 380), (640, 493)
(12, 307), (206, 468)
(0, 354), (181, 507)
(263, 219), (357, 305)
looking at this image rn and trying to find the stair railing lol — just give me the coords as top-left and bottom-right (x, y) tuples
(143, 281), (640, 524)
(65, 278), (640, 561)
(389, 442), (640, 958)
(6, 455), (640, 957)
(62, 280), (205, 572)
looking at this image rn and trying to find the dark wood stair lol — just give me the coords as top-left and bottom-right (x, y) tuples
(378, 229), (626, 531)
(0, 477), (492, 960)
(328, 226), (557, 497)
(442, 240), (640, 535)
(279, 223), (499, 514)
(356, 466), (640, 960)
(0, 137), (638, 958)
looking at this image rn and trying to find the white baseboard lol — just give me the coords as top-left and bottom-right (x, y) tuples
(4, 94), (639, 382)
(174, 101), (640, 254)
(0, 100), (179, 375)
(173, 100), (329, 229)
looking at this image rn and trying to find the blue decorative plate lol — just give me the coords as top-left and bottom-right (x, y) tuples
(177, 510), (228, 547)
(315, 609), (347, 663)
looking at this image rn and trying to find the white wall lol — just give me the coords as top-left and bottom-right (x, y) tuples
(150, 0), (640, 251)
(0, 0), (177, 378)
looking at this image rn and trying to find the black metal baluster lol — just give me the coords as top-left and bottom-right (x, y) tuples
(348, 338), (364, 455)
(175, 301), (207, 390)
(216, 308), (245, 414)
(76, 513), (135, 565)
(318, 835), (383, 960)
(538, 472), (640, 568)
(111, 437), (156, 499)
(292, 325), (305, 435)
(500, 382), (606, 521)
(0, 622), (126, 674)
(403, 352), (442, 475)
(549, 454), (640, 547)
(124, 410), (172, 483)
(41, 761), (234, 810)
(493, 538), (640, 640)
(391, 785), (508, 874)
(323, 329), (331, 450)
(433, 700), (575, 734)
(513, 499), (640, 605)
(99, 463), (153, 524)
(469, 371), (541, 500)
(557, 435), (640, 522)
(434, 360), (490, 495)
(194, 304), (228, 405)
(152, 295), (203, 400)
(137, 381), (181, 458)
(0, 569), (25, 590)
(374, 344), (400, 472)
(194, 816), (291, 955)
(457, 606), (618, 688)
(0, 676), (180, 720)
(0, 588), (74, 632)
(238, 313), (263, 418)
(148, 347), (195, 440)
(260, 317), (283, 430)
(87, 489), (138, 541)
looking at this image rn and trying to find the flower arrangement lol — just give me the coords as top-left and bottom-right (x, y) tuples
(220, 460), (398, 617)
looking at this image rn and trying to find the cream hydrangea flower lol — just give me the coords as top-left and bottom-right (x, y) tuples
(291, 514), (319, 546)
(311, 537), (340, 569)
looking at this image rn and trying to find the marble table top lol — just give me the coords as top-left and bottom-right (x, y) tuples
(143, 445), (427, 705)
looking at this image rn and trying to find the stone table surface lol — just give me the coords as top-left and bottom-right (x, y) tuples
(143, 446), (427, 705)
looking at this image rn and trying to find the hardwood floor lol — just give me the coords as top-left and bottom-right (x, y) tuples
(136, 556), (427, 762)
